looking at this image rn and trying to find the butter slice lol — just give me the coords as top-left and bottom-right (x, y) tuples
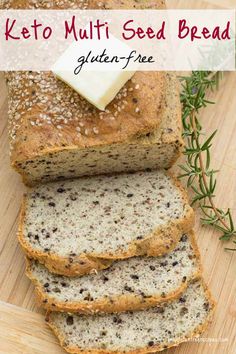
(52, 35), (137, 111)
(53, 69), (135, 111)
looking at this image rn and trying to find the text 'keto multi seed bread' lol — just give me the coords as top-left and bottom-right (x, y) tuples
(19, 170), (194, 276)
(26, 232), (201, 313)
(47, 279), (215, 354)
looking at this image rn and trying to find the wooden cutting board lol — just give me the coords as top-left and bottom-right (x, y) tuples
(0, 1), (235, 353)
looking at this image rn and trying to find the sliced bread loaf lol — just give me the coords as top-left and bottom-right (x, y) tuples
(26, 232), (201, 314)
(48, 279), (215, 354)
(5, 1), (171, 187)
(8, 71), (182, 186)
(18, 170), (194, 276)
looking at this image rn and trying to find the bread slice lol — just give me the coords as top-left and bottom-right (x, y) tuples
(18, 170), (194, 276)
(47, 278), (215, 354)
(26, 232), (201, 313)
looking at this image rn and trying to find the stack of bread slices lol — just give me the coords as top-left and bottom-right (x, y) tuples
(4, 2), (215, 353)
(16, 169), (215, 353)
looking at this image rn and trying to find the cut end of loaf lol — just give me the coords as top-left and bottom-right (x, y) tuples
(9, 72), (182, 186)
(13, 139), (182, 187)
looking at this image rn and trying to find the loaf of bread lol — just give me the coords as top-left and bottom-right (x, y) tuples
(7, 70), (182, 186)
(47, 278), (215, 353)
(7, 69), (166, 182)
(4, 0), (182, 186)
(26, 232), (201, 313)
(18, 170), (194, 276)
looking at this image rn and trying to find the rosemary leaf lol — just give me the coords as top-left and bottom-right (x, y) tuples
(179, 71), (236, 251)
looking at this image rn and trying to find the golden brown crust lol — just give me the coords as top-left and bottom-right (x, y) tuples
(11, 72), (183, 187)
(0, 0), (88, 9)
(0, 0), (166, 10)
(26, 231), (202, 314)
(47, 278), (216, 354)
(8, 72), (166, 163)
(90, 0), (166, 10)
(18, 171), (195, 276)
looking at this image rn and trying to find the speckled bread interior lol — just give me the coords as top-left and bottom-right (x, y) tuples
(18, 170), (194, 276)
(26, 232), (202, 314)
(47, 278), (215, 354)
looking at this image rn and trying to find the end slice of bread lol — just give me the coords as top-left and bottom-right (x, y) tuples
(48, 278), (215, 354)
(26, 232), (201, 314)
(18, 170), (194, 276)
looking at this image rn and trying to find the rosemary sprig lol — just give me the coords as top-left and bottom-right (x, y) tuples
(179, 71), (236, 250)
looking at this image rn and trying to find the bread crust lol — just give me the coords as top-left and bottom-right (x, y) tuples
(26, 231), (202, 314)
(18, 171), (195, 276)
(47, 278), (216, 354)
(1, 0), (166, 10)
(8, 72), (166, 163)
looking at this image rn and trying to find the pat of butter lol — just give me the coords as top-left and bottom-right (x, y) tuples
(53, 69), (135, 111)
(52, 35), (137, 111)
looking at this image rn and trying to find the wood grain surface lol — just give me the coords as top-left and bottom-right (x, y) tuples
(0, 302), (65, 354)
(0, 0), (235, 353)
